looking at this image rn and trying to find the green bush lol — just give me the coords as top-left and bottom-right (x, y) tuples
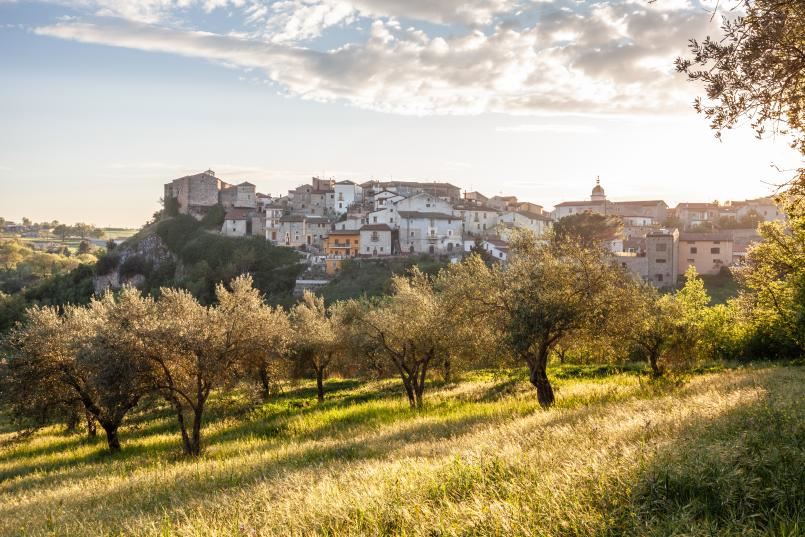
(156, 215), (201, 252)
(94, 252), (121, 275)
(200, 204), (226, 229)
(118, 255), (154, 280)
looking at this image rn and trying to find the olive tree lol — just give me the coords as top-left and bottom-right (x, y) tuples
(347, 269), (459, 409)
(144, 275), (268, 455)
(290, 291), (346, 403)
(3, 289), (151, 452)
(446, 232), (628, 407)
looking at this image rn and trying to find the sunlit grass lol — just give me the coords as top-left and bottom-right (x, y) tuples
(0, 364), (802, 536)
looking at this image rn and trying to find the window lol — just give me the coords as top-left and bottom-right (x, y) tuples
(656, 243), (667, 252)
(371, 232), (379, 242)
(366, 247), (370, 252)
(373, 216), (378, 223)
(687, 258), (695, 264)
(713, 241), (720, 244)
(656, 274), (664, 282)
(380, 247), (384, 252)
(656, 258), (666, 263)
(690, 247), (697, 254)
(711, 247), (720, 254)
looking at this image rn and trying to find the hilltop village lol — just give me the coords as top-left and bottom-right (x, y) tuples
(163, 170), (785, 288)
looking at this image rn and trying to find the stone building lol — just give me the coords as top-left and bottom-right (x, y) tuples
(220, 182), (257, 209)
(645, 229), (679, 288)
(163, 169), (232, 218)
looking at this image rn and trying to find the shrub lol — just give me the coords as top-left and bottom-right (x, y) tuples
(119, 255), (153, 280)
(156, 215), (201, 252)
(200, 204), (226, 229)
(94, 252), (121, 275)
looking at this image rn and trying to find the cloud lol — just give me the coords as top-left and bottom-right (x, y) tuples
(31, 0), (721, 116)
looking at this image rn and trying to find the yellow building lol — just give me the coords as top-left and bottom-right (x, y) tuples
(678, 232), (733, 276)
(323, 230), (360, 274)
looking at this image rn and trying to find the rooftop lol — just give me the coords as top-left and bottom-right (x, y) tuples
(398, 211), (456, 220)
(361, 224), (393, 231)
(679, 232), (733, 242)
(224, 208), (253, 221)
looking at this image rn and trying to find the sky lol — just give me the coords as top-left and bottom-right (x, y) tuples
(0, 0), (801, 228)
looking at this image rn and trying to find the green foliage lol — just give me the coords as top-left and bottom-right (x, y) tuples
(94, 252), (121, 276)
(118, 255), (153, 280)
(677, 0), (805, 154)
(319, 256), (448, 303)
(200, 204), (225, 229)
(552, 212), (623, 248)
(22, 264), (95, 308)
(155, 215), (201, 252)
(154, 216), (302, 303)
(163, 196), (180, 218)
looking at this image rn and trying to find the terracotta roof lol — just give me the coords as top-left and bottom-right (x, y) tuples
(614, 200), (667, 206)
(280, 215), (304, 222)
(554, 200), (608, 207)
(336, 180), (357, 185)
(238, 181), (255, 187)
(676, 202), (717, 210)
(327, 229), (360, 235)
(398, 211), (455, 220)
(516, 210), (551, 221)
(454, 204), (499, 213)
(679, 232), (733, 242)
(485, 239), (509, 248)
(224, 208), (253, 221)
(360, 224), (393, 231)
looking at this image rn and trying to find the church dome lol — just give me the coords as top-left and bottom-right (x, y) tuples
(590, 177), (606, 201)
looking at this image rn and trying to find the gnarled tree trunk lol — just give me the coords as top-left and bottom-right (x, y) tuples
(258, 364), (271, 400)
(315, 366), (325, 403)
(86, 411), (97, 438)
(100, 422), (121, 453)
(526, 344), (555, 408)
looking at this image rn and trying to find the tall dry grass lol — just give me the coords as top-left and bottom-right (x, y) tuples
(0, 365), (802, 536)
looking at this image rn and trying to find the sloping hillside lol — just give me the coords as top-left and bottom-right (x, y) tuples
(1, 364), (802, 536)
(94, 215), (304, 304)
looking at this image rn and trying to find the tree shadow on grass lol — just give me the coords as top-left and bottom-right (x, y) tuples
(0, 403), (523, 532)
(615, 367), (805, 536)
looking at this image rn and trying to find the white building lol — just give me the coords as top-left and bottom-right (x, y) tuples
(454, 205), (500, 237)
(499, 210), (552, 238)
(395, 192), (453, 214)
(372, 190), (406, 211)
(359, 224), (394, 256)
(222, 208), (253, 237)
(398, 211), (462, 255)
(264, 205), (285, 242)
(463, 238), (509, 262)
(333, 180), (363, 215)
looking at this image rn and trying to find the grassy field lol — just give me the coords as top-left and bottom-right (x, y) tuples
(0, 364), (802, 536)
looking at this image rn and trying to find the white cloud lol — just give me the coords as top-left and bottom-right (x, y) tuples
(31, 0), (721, 116)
